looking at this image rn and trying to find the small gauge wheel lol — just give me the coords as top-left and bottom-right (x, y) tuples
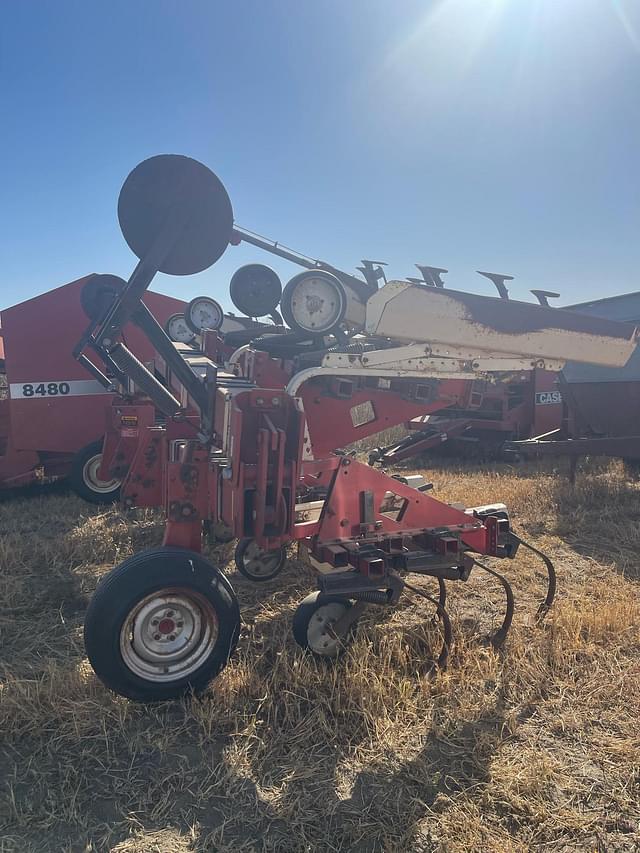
(186, 296), (224, 333)
(292, 592), (357, 658)
(229, 264), (282, 318)
(165, 313), (197, 344)
(234, 538), (287, 582)
(280, 271), (347, 335)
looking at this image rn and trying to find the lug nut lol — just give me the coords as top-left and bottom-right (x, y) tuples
(153, 633), (161, 640)
(169, 634), (176, 641)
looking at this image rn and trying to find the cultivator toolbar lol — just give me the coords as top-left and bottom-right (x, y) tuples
(75, 155), (638, 701)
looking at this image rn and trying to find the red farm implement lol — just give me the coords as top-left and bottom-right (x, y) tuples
(368, 367), (563, 465)
(365, 277), (564, 465)
(73, 155), (638, 701)
(0, 277), (186, 500)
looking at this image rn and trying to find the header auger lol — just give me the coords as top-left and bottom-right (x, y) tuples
(75, 154), (638, 701)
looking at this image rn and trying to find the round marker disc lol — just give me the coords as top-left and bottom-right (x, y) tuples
(81, 274), (126, 320)
(229, 264), (282, 317)
(118, 154), (234, 276)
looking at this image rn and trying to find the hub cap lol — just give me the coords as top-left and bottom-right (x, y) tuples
(290, 275), (344, 333)
(120, 588), (219, 682)
(83, 454), (120, 494)
(307, 602), (350, 656)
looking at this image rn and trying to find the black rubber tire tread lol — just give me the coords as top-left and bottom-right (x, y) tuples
(291, 591), (355, 658)
(84, 547), (241, 701)
(69, 440), (121, 504)
(234, 538), (287, 582)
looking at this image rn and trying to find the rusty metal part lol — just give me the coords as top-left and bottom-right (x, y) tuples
(509, 535), (557, 618)
(401, 579), (452, 671)
(471, 559), (515, 647)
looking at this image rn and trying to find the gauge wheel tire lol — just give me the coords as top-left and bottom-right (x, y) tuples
(230, 263), (283, 318)
(234, 538), (287, 583)
(70, 441), (122, 504)
(84, 547), (241, 702)
(185, 296), (224, 334)
(292, 592), (357, 659)
(280, 271), (347, 336)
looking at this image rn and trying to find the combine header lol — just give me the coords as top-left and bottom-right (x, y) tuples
(74, 155), (638, 701)
(506, 291), (640, 471)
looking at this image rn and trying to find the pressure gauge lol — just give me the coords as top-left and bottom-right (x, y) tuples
(165, 313), (197, 344)
(186, 296), (224, 333)
(280, 270), (346, 335)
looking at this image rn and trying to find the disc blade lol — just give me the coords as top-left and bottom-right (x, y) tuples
(117, 154), (233, 276)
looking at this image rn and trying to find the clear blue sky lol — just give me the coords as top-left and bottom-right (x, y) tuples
(1, 0), (639, 312)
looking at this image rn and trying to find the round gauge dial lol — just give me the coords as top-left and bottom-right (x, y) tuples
(280, 271), (346, 335)
(165, 313), (197, 344)
(186, 296), (224, 333)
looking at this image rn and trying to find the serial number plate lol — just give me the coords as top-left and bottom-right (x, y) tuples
(9, 380), (111, 399)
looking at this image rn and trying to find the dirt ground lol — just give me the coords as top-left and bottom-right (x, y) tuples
(1, 458), (639, 852)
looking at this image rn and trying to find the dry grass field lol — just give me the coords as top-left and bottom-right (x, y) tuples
(1, 458), (639, 852)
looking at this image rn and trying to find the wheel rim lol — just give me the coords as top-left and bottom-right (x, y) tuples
(242, 541), (283, 579)
(307, 602), (350, 656)
(82, 454), (120, 494)
(120, 588), (219, 682)
(289, 275), (345, 333)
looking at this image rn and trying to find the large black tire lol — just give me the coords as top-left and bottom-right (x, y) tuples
(70, 440), (122, 504)
(234, 538), (287, 582)
(292, 592), (356, 659)
(84, 547), (241, 701)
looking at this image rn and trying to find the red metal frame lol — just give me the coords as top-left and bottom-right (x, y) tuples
(152, 367), (512, 573)
(392, 368), (563, 462)
(93, 323), (524, 581)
